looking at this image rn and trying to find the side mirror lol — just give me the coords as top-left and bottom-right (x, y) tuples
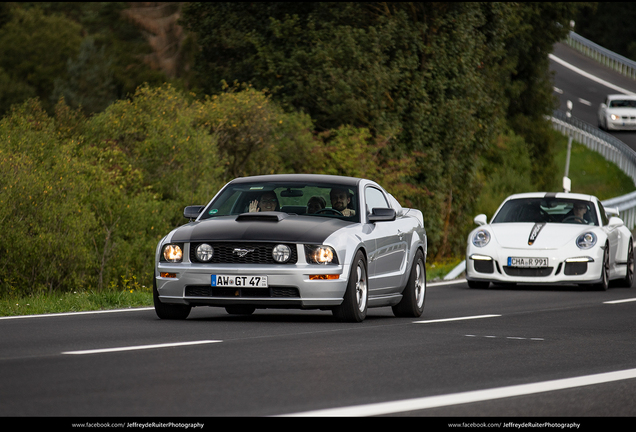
(608, 216), (624, 229)
(368, 208), (396, 222)
(474, 214), (487, 226)
(184, 205), (205, 220)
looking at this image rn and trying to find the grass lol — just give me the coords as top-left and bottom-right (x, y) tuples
(2, 132), (634, 316)
(552, 131), (636, 199)
(0, 288), (153, 317)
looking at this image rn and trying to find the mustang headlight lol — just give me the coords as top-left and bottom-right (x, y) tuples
(163, 244), (183, 262)
(472, 229), (491, 248)
(195, 243), (214, 262)
(305, 245), (339, 264)
(272, 244), (291, 263)
(576, 232), (597, 249)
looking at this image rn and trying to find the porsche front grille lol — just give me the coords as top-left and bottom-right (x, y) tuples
(503, 267), (553, 277)
(189, 242), (298, 264)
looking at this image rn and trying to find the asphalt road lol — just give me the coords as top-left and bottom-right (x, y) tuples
(550, 42), (636, 151)
(1, 280), (635, 419)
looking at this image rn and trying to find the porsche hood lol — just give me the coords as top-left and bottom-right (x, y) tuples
(489, 223), (593, 249)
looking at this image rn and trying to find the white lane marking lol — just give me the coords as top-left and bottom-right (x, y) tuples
(604, 297), (636, 304)
(467, 335), (544, 341)
(414, 314), (500, 324)
(427, 279), (467, 287)
(281, 367), (636, 417)
(554, 86), (563, 94)
(62, 340), (221, 355)
(0, 307), (154, 320)
(578, 98), (592, 106)
(549, 54), (636, 96)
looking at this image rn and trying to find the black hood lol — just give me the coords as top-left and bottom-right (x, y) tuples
(170, 213), (354, 244)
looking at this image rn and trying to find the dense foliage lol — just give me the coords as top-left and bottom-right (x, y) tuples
(1, 2), (593, 297)
(573, 3), (636, 61)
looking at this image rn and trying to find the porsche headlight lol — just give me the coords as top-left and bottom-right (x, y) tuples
(272, 244), (291, 263)
(305, 245), (339, 264)
(576, 232), (597, 249)
(472, 229), (491, 248)
(163, 244), (183, 262)
(195, 243), (214, 262)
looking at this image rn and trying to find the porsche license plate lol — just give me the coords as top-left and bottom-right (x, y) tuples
(211, 275), (268, 288)
(508, 257), (548, 268)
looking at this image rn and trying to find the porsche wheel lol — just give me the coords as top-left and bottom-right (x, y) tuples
(594, 245), (610, 291)
(392, 250), (426, 317)
(333, 251), (368, 322)
(617, 240), (634, 288)
(153, 278), (191, 320)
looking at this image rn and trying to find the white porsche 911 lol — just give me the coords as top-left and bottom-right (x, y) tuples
(466, 192), (634, 290)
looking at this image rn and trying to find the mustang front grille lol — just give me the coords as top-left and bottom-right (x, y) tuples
(185, 286), (300, 298)
(189, 242), (298, 264)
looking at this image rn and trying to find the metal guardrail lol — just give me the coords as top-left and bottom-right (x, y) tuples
(550, 110), (636, 185)
(550, 110), (636, 230)
(565, 31), (636, 80)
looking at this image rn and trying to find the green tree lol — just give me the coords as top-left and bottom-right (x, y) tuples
(0, 7), (82, 114)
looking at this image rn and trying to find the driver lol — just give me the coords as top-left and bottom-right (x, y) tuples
(572, 202), (588, 221)
(329, 188), (355, 216)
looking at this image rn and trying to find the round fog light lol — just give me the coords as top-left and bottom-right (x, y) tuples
(272, 244), (291, 263)
(196, 243), (214, 262)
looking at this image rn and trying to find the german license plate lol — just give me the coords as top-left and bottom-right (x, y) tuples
(211, 275), (268, 288)
(508, 257), (548, 268)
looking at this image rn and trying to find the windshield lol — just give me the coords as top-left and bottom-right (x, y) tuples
(492, 198), (598, 226)
(200, 181), (360, 222)
(609, 99), (636, 108)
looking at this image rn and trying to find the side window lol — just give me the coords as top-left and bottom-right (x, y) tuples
(597, 201), (610, 226)
(365, 187), (389, 214)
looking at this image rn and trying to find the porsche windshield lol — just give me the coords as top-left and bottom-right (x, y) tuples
(492, 198), (598, 225)
(199, 181), (360, 222)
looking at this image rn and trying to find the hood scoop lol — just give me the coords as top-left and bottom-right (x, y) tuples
(235, 211), (288, 222)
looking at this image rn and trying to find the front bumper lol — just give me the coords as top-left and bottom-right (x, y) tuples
(606, 118), (636, 130)
(155, 260), (349, 309)
(465, 247), (605, 285)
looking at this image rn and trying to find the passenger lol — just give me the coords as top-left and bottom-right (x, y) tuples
(307, 196), (326, 214)
(329, 188), (356, 217)
(249, 191), (279, 212)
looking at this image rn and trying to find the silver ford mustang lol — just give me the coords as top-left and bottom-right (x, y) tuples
(154, 174), (427, 322)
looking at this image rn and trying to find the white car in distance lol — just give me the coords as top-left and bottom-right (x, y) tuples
(598, 94), (636, 131)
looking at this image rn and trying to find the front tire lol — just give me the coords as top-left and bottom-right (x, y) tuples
(333, 251), (368, 322)
(594, 245), (610, 291)
(617, 240), (634, 288)
(392, 250), (426, 317)
(153, 278), (191, 320)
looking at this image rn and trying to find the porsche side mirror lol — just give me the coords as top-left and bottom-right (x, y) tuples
(184, 205), (205, 220)
(368, 208), (396, 222)
(608, 216), (624, 229)
(474, 214), (487, 226)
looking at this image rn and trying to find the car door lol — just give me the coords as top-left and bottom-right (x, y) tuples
(365, 186), (407, 295)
